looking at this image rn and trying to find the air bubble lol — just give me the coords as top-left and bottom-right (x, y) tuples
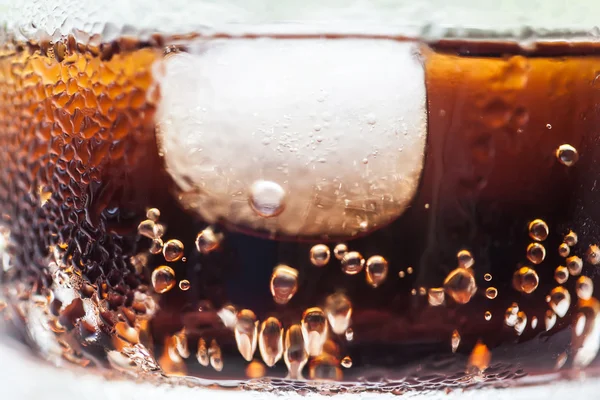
(555, 266), (569, 284)
(153, 223), (165, 238)
(163, 239), (184, 262)
(137, 219), (155, 238)
(428, 287), (445, 306)
(235, 309), (258, 361)
(512, 267), (539, 294)
(526, 243), (546, 264)
(457, 249), (474, 268)
(149, 238), (163, 254)
(345, 328), (354, 341)
(284, 324), (308, 380)
(514, 311), (527, 336)
(484, 311), (492, 321)
(545, 310), (557, 331)
(451, 330), (461, 353)
(398, 271), (406, 278)
(531, 316), (538, 329)
(565, 230), (578, 246)
(310, 244), (331, 267)
(146, 208), (161, 221)
(484, 273), (492, 282)
(485, 287), (498, 299)
(195, 226), (222, 254)
(555, 144), (579, 167)
(365, 255), (389, 287)
(196, 338), (209, 366)
(151, 266), (176, 294)
(309, 354), (342, 381)
(324, 293), (352, 335)
(548, 286), (571, 318)
(567, 256), (583, 276)
(576, 276), (594, 300)
(179, 280), (190, 291)
(529, 219), (549, 241)
(586, 245), (600, 265)
(341, 251), (365, 275)
(249, 180), (286, 218)
(443, 267), (477, 304)
(366, 112), (377, 125)
(270, 265), (299, 305)
(209, 339), (223, 371)
(333, 244), (348, 260)
(341, 356), (352, 368)
(558, 243), (570, 258)
(301, 307), (328, 357)
(505, 303), (519, 327)
(259, 317), (284, 367)
(467, 342), (491, 374)
(406, 266), (414, 274)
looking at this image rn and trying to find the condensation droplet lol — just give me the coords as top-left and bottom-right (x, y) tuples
(234, 309), (258, 361)
(196, 338), (209, 366)
(451, 330), (461, 353)
(324, 293), (352, 335)
(529, 219), (549, 241)
(567, 256), (583, 276)
(149, 238), (163, 254)
(505, 303), (519, 327)
(146, 208), (161, 221)
(341, 356), (352, 368)
(526, 243), (546, 264)
(270, 265), (299, 305)
(179, 280), (190, 291)
(576, 276), (594, 300)
(484, 311), (492, 321)
(444, 267), (477, 304)
(531, 316), (538, 329)
(555, 265), (569, 284)
(301, 307), (328, 357)
(284, 324), (308, 380)
(195, 226), (222, 254)
(512, 267), (539, 294)
(558, 243), (570, 258)
(249, 180), (286, 218)
(514, 311), (527, 335)
(259, 317), (284, 367)
(151, 266), (176, 294)
(365, 255), (389, 287)
(457, 249), (474, 268)
(310, 244), (330, 267)
(333, 244), (348, 260)
(341, 251), (365, 275)
(587, 245), (600, 265)
(565, 230), (578, 246)
(137, 219), (156, 239)
(555, 144), (579, 167)
(345, 328), (354, 341)
(545, 309), (557, 331)
(428, 287), (445, 306)
(163, 239), (184, 262)
(484, 273), (492, 282)
(548, 286), (571, 318)
(485, 287), (498, 299)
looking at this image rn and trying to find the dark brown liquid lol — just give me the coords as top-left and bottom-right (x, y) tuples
(1, 36), (600, 393)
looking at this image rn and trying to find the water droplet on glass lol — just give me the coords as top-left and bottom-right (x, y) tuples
(485, 287), (498, 299)
(565, 230), (578, 246)
(548, 286), (571, 318)
(345, 328), (354, 341)
(484, 311), (492, 321)
(146, 208), (160, 221)
(559, 243), (570, 258)
(505, 303), (520, 327)
(555, 265), (569, 284)
(310, 244), (330, 267)
(284, 324), (308, 380)
(341, 356), (352, 368)
(587, 245), (600, 265)
(270, 265), (299, 305)
(555, 144), (579, 167)
(151, 266), (175, 294)
(531, 316), (538, 329)
(324, 292), (352, 335)
(301, 307), (328, 357)
(576, 276), (594, 300)
(195, 226), (222, 254)
(163, 239), (184, 262)
(451, 330), (461, 353)
(526, 243), (546, 264)
(137, 219), (155, 239)
(249, 180), (286, 218)
(179, 280), (190, 291)
(457, 249), (474, 268)
(567, 256), (583, 276)
(545, 309), (557, 331)
(149, 238), (163, 255)
(428, 287), (445, 306)
(196, 338), (209, 366)
(529, 219), (549, 241)
(512, 267), (539, 294)
(341, 251), (365, 275)
(365, 255), (389, 287)
(444, 267), (477, 304)
(333, 244), (348, 260)
(259, 317), (284, 367)
(209, 339), (223, 371)
(234, 309), (258, 361)
(484, 273), (492, 282)
(514, 311), (527, 335)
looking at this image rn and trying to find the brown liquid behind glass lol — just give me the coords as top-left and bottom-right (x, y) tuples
(1, 35), (600, 393)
